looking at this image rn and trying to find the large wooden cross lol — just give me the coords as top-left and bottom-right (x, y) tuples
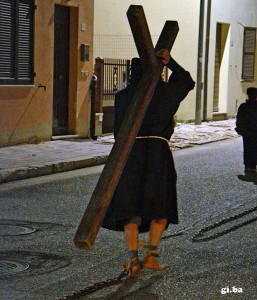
(74, 5), (179, 250)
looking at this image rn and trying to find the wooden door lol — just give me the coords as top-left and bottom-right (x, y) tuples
(53, 5), (70, 135)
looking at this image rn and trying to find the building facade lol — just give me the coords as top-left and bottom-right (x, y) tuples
(94, 0), (257, 122)
(1, 0), (256, 147)
(0, 0), (94, 147)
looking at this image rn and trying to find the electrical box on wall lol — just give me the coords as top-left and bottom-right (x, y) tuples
(81, 23), (86, 31)
(94, 113), (104, 137)
(80, 44), (89, 61)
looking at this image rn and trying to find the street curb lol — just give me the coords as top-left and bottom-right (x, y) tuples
(0, 155), (109, 184)
(0, 134), (239, 185)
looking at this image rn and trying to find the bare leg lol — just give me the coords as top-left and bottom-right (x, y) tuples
(149, 219), (167, 246)
(123, 223), (140, 277)
(142, 219), (167, 271)
(124, 223), (139, 251)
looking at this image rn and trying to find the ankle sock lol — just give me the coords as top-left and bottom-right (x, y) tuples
(147, 244), (157, 251)
(128, 250), (138, 259)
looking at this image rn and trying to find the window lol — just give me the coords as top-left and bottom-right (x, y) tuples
(242, 27), (256, 80)
(0, 0), (34, 85)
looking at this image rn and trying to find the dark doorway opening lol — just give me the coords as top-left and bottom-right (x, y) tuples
(53, 5), (70, 136)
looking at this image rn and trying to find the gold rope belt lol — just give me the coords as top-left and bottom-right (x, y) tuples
(136, 135), (172, 149)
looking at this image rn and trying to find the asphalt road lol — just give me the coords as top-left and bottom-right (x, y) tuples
(0, 137), (256, 300)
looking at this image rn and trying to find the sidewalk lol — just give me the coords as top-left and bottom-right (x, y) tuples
(0, 119), (239, 184)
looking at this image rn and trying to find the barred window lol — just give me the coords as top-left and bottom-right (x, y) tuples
(0, 0), (35, 85)
(242, 27), (256, 80)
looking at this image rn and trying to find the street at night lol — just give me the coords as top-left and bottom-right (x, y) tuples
(0, 137), (256, 300)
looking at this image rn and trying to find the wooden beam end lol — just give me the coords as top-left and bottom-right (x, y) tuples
(155, 20), (179, 52)
(73, 238), (93, 251)
(127, 5), (143, 16)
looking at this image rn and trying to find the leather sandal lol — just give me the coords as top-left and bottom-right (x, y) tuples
(140, 242), (164, 271)
(122, 250), (141, 278)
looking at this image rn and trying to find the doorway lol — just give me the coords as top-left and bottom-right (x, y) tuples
(213, 23), (230, 113)
(53, 5), (70, 136)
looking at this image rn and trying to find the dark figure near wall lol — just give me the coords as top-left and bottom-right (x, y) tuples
(235, 87), (257, 174)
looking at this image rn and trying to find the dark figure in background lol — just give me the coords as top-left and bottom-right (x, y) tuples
(101, 49), (195, 277)
(235, 87), (257, 174)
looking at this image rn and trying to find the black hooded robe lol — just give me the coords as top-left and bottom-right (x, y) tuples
(101, 57), (195, 232)
(236, 96), (257, 169)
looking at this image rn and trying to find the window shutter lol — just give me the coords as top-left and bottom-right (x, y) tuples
(0, 0), (15, 81)
(0, 0), (34, 85)
(18, 0), (34, 81)
(242, 28), (256, 80)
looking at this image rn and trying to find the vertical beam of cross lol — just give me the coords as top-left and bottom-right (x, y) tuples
(74, 5), (179, 250)
(127, 5), (156, 71)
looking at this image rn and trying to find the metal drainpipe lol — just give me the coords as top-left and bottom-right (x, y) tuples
(195, 0), (205, 125)
(203, 0), (212, 121)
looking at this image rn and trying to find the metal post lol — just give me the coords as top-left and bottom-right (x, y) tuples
(195, 0), (205, 125)
(203, 0), (212, 121)
(90, 57), (104, 139)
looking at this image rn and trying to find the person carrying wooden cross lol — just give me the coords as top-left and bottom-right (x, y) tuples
(101, 49), (195, 278)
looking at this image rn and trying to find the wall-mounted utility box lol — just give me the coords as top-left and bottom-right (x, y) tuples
(94, 112), (104, 136)
(80, 44), (89, 61)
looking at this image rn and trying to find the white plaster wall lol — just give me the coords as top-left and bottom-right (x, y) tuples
(94, 0), (200, 121)
(94, 0), (257, 121)
(208, 0), (257, 119)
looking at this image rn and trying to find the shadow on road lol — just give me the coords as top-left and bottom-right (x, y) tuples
(100, 273), (163, 300)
